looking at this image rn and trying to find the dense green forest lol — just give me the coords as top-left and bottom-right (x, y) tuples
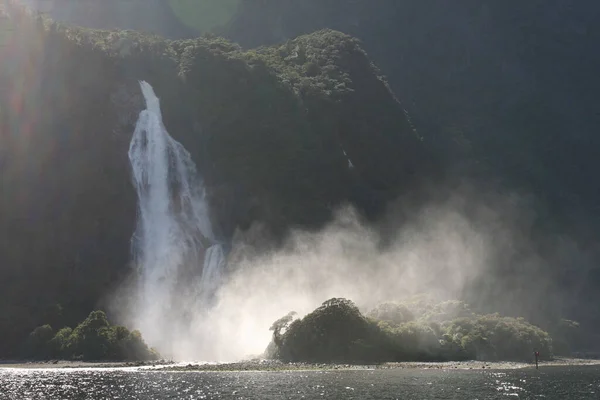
(24, 311), (158, 361)
(266, 298), (555, 363)
(2, 0), (600, 360)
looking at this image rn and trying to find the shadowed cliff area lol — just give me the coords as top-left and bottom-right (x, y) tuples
(0, 1), (427, 357)
(224, 1), (600, 227)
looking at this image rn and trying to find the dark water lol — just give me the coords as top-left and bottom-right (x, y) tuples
(1, 366), (599, 399)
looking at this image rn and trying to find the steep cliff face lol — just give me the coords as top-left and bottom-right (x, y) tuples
(223, 1), (600, 225)
(176, 30), (428, 237)
(0, 4), (424, 356)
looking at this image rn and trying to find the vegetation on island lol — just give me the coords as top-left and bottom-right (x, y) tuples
(266, 298), (553, 363)
(23, 311), (158, 361)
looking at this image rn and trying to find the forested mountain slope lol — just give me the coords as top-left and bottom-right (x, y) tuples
(225, 1), (600, 228)
(0, 1), (425, 357)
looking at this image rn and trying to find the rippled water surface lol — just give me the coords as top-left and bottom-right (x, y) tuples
(1, 365), (599, 399)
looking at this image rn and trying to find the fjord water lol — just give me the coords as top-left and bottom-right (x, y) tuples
(128, 81), (224, 351)
(1, 366), (600, 399)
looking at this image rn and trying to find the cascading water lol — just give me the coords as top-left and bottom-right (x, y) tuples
(128, 81), (224, 352)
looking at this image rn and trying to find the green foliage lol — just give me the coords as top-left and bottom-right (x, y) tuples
(22, 311), (158, 361)
(23, 324), (54, 359)
(384, 321), (441, 358)
(269, 311), (297, 351)
(68, 310), (112, 360)
(273, 298), (387, 363)
(444, 314), (552, 361)
(49, 327), (73, 358)
(268, 298), (554, 363)
(367, 302), (414, 325)
(421, 300), (475, 323)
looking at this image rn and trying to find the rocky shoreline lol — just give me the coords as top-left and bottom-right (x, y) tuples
(2, 357), (599, 372)
(0, 359), (174, 369)
(155, 357), (600, 372)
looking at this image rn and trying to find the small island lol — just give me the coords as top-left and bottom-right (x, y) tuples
(155, 296), (598, 373)
(21, 311), (158, 362)
(265, 297), (553, 364)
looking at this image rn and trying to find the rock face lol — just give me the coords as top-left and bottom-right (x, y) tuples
(175, 30), (428, 237)
(223, 1), (600, 223)
(0, 3), (426, 357)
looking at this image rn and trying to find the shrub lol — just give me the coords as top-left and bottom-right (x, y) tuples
(22, 311), (158, 361)
(23, 324), (54, 360)
(444, 314), (552, 361)
(274, 298), (381, 363)
(367, 302), (414, 326)
(386, 321), (441, 360)
(48, 327), (73, 359)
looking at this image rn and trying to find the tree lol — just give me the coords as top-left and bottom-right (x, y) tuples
(367, 302), (414, 326)
(23, 324), (54, 359)
(272, 298), (380, 363)
(269, 311), (297, 347)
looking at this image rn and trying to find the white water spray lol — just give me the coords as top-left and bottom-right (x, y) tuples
(128, 81), (224, 353)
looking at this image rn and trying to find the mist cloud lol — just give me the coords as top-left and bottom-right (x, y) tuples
(112, 182), (586, 362)
(171, 189), (520, 361)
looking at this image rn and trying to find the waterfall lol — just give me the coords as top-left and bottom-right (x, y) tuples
(128, 81), (224, 349)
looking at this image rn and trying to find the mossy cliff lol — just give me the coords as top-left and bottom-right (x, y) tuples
(0, 2), (427, 357)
